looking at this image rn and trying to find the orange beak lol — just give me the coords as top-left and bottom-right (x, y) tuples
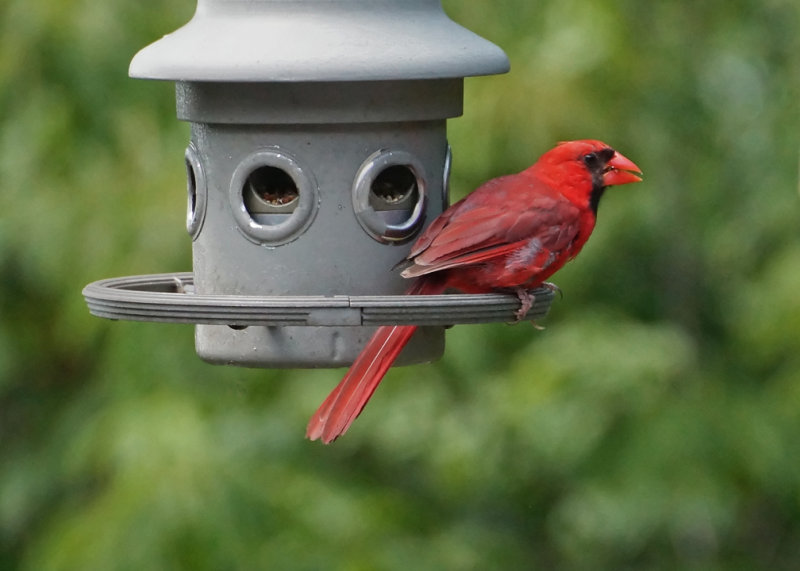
(603, 151), (643, 186)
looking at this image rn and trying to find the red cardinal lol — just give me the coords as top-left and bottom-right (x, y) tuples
(307, 140), (642, 443)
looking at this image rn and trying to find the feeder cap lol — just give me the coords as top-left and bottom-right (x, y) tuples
(129, 0), (510, 82)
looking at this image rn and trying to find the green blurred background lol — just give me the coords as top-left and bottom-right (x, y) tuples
(2, 0), (799, 569)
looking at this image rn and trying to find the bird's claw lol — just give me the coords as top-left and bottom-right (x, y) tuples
(541, 281), (563, 299)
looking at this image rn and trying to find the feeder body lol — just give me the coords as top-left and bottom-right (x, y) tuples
(182, 82), (454, 366)
(126, 0), (509, 368)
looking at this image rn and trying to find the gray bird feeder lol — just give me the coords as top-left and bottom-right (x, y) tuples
(83, 0), (556, 368)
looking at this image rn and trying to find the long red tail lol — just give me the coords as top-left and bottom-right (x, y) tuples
(306, 279), (444, 443)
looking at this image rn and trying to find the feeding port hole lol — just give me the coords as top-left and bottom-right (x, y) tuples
(369, 165), (419, 211)
(353, 150), (427, 243)
(228, 148), (319, 245)
(244, 166), (300, 223)
(187, 158), (197, 213)
(184, 144), (207, 239)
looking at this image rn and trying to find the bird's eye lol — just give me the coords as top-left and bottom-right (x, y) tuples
(582, 152), (600, 167)
(583, 148), (615, 170)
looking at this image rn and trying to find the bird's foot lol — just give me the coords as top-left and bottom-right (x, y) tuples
(173, 276), (187, 294)
(172, 276), (194, 295)
(513, 288), (534, 322)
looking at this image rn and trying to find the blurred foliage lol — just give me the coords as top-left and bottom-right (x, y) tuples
(1, 0), (799, 569)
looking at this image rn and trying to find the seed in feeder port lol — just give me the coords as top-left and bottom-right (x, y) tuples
(370, 165), (417, 206)
(247, 166), (299, 206)
(259, 187), (298, 205)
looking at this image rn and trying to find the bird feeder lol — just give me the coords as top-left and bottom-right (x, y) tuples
(83, 0), (556, 368)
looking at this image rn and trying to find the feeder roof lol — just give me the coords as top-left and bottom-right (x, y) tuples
(129, 0), (509, 82)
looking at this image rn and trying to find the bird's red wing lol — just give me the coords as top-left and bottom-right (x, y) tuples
(407, 204), (457, 259)
(401, 238), (531, 278)
(407, 175), (516, 259)
(403, 191), (581, 278)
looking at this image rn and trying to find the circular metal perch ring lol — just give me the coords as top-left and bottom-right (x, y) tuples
(83, 273), (555, 328)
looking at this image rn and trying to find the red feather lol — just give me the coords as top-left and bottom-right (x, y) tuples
(307, 140), (642, 443)
(305, 279), (445, 444)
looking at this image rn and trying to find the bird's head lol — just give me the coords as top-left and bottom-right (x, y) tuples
(530, 139), (642, 212)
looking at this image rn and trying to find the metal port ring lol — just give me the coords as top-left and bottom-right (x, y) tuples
(83, 273), (555, 327)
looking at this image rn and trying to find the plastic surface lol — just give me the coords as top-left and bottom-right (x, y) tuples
(83, 273), (556, 327)
(183, 117), (452, 367)
(129, 0), (510, 82)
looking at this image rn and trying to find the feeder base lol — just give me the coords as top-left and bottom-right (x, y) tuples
(195, 323), (444, 369)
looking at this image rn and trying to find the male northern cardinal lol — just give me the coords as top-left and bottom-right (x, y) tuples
(307, 139), (642, 443)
